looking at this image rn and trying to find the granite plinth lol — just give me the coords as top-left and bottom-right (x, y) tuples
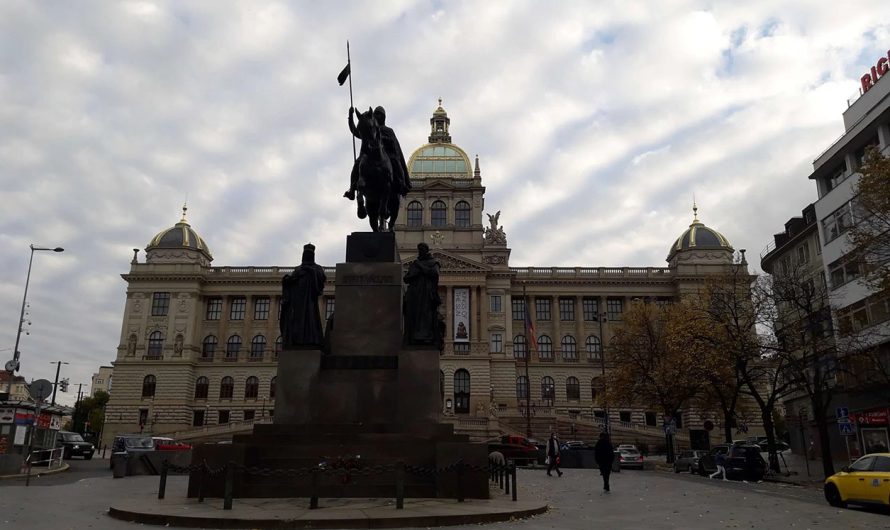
(187, 231), (487, 501)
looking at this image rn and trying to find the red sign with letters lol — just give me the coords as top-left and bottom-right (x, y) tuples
(851, 408), (889, 426)
(861, 50), (890, 94)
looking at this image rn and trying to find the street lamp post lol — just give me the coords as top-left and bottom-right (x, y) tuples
(4, 245), (64, 396)
(597, 311), (610, 435)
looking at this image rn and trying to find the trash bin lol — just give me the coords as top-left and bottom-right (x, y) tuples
(112, 452), (128, 478)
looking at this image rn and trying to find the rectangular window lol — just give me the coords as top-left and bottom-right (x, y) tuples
(828, 257), (862, 289)
(325, 298), (335, 320)
(230, 297), (246, 320)
(607, 298), (623, 321)
(138, 409), (149, 427)
(797, 243), (809, 264)
(559, 298), (575, 321)
(254, 297), (270, 320)
(511, 298), (526, 321)
(192, 410), (205, 427)
(535, 298), (551, 321)
(490, 295), (502, 313)
(243, 410), (255, 421)
(218, 410), (230, 424)
(619, 411), (631, 423)
(582, 298), (599, 321)
(205, 298), (222, 320)
(822, 200), (861, 244)
(151, 292), (171, 316)
(645, 412), (657, 427)
(490, 333), (503, 353)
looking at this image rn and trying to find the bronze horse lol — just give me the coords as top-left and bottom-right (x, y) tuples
(354, 107), (401, 232)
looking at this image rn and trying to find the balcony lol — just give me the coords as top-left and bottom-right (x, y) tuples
(198, 355), (214, 362)
(223, 355), (238, 362)
(142, 354), (162, 360)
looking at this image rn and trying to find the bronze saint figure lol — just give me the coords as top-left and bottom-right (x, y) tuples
(403, 243), (442, 346)
(280, 244), (327, 348)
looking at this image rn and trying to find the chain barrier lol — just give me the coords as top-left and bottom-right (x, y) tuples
(157, 456), (519, 509)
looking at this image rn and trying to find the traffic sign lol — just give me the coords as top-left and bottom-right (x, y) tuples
(836, 407), (849, 419)
(839, 421), (855, 436)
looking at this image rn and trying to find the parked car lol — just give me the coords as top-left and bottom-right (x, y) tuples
(56, 431), (95, 460)
(109, 434), (155, 469)
(673, 450), (708, 473)
(487, 435), (540, 466)
(560, 440), (593, 451)
(758, 441), (791, 462)
(617, 444), (638, 452)
(617, 448), (644, 469)
(152, 437), (191, 451)
(723, 445), (767, 481)
(824, 453), (890, 508)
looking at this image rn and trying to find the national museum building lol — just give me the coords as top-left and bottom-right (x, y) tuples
(103, 103), (747, 446)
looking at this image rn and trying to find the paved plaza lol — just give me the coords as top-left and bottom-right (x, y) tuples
(2, 460), (890, 529)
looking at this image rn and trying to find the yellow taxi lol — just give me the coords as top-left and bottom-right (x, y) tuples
(824, 453), (890, 508)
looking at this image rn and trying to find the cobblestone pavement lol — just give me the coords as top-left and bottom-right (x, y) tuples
(1, 467), (889, 529)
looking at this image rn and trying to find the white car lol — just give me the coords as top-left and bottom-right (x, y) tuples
(617, 444), (638, 451)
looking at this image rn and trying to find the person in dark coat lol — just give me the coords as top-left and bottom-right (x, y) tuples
(594, 432), (615, 492)
(546, 432), (563, 477)
(280, 244), (327, 348)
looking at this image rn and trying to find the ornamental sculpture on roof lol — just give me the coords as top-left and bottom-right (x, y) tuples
(484, 211), (507, 246)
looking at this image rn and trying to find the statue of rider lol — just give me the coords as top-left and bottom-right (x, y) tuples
(345, 106), (412, 201)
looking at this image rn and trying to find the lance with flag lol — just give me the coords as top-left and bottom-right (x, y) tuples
(337, 41), (356, 162)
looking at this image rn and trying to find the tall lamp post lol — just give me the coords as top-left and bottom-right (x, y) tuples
(4, 245), (64, 396)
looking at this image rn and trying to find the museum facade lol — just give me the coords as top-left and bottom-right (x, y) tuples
(102, 103), (749, 446)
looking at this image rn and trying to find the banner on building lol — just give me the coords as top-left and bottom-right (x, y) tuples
(50, 415), (61, 431)
(13, 410), (34, 425)
(453, 288), (470, 343)
(0, 408), (14, 424)
(37, 412), (51, 429)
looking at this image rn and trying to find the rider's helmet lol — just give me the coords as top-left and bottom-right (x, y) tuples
(373, 106), (386, 123)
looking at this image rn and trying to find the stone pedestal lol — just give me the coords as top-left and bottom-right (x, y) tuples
(189, 231), (488, 499)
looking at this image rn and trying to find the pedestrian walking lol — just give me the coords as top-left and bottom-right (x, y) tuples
(710, 451), (728, 480)
(546, 432), (563, 477)
(594, 432), (614, 493)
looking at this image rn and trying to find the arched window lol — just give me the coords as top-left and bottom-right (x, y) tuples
(454, 369), (470, 414)
(538, 335), (552, 360)
(541, 376), (555, 405)
(566, 377), (580, 401)
(202, 335), (217, 359)
(561, 335), (577, 361)
(226, 335), (241, 359)
(592, 378), (603, 403)
(407, 201), (423, 228)
(250, 335), (266, 359)
(275, 336), (282, 357)
(454, 201), (471, 228)
(431, 200), (447, 227)
(244, 376), (259, 399)
(586, 336), (602, 361)
(220, 376), (234, 399)
(142, 375), (156, 398)
(194, 376), (209, 399)
(513, 335), (527, 358)
(516, 376), (529, 400)
(147, 331), (164, 357)
(270, 376), (277, 399)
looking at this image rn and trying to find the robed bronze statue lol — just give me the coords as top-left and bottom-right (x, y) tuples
(280, 244), (327, 348)
(403, 243), (442, 346)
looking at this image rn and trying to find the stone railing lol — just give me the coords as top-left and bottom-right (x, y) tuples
(511, 266), (671, 280)
(165, 416), (273, 442)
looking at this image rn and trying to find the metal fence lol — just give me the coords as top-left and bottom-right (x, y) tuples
(158, 456), (519, 510)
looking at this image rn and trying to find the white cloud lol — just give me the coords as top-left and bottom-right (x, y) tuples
(1, 0), (889, 404)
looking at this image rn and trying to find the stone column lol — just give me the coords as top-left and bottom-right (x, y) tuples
(551, 295), (561, 360)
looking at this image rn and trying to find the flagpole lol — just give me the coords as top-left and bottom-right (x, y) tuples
(346, 40), (356, 162)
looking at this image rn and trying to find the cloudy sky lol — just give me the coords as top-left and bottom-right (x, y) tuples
(1, 1), (889, 405)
